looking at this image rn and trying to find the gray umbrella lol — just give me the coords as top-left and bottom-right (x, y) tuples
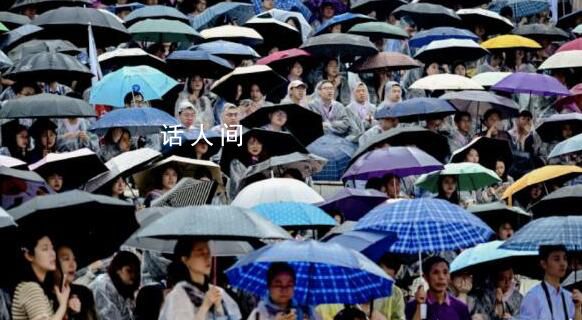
(0, 24), (43, 51)
(0, 50), (12, 71)
(10, 0), (91, 13)
(242, 152), (327, 181)
(8, 39), (80, 61)
(0, 207), (16, 229)
(513, 23), (570, 42)
(439, 90), (520, 119)
(0, 11), (31, 29)
(4, 51), (92, 82)
(300, 33), (378, 60)
(0, 94), (95, 119)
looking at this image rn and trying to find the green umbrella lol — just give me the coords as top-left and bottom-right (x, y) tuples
(415, 162), (500, 193)
(0, 22), (9, 34)
(129, 18), (202, 43)
(347, 21), (408, 39)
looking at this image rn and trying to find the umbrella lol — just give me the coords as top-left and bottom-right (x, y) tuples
(243, 17), (302, 50)
(355, 198), (494, 253)
(531, 185), (582, 218)
(456, 8), (513, 35)
(0, 207), (15, 229)
(242, 152), (327, 181)
(318, 188), (387, 221)
(502, 165), (582, 204)
(557, 9), (582, 29)
(0, 12), (30, 30)
(89, 65), (178, 107)
(350, 126), (450, 164)
(32, 7), (130, 47)
(190, 2), (255, 31)
(240, 104), (323, 146)
(347, 21), (408, 39)
(256, 9), (312, 42)
(549, 133), (582, 159)
(409, 27), (478, 48)
(563, 270), (582, 291)
(0, 155), (27, 169)
(256, 48), (311, 70)
(409, 74), (484, 91)
(554, 82), (582, 113)
(10, 0), (91, 13)
(374, 97), (456, 122)
(491, 72), (571, 97)
(450, 240), (538, 275)
(200, 25), (263, 47)
(539, 50), (582, 70)
(300, 33), (378, 60)
(8, 39), (80, 62)
(574, 25), (582, 36)
(123, 5), (189, 26)
(166, 50), (233, 79)
(252, 202), (336, 229)
(325, 229), (397, 262)
(0, 50), (11, 71)
(500, 216), (582, 251)
(8, 190), (138, 266)
(536, 113), (582, 143)
(450, 137), (512, 170)
(107, 2), (145, 15)
(0, 94), (95, 119)
(226, 240), (394, 305)
(307, 134), (357, 181)
(0, 24), (43, 52)
(192, 40), (261, 61)
(467, 201), (531, 231)
(29, 148), (107, 189)
(557, 38), (582, 53)
(489, 0), (549, 19)
(89, 107), (179, 136)
(232, 178), (324, 208)
(349, 52), (421, 73)
(84, 148), (162, 193)
(439, 90), (520, 119)
(342, 146), (444, 182)
(513, 23), (570, 42)
(3, 51), (92, 82)
(393, 3), (461, 29)
(471, 72), (512, 88)
(481, 34), (541, 50)
(314, 12), (375, 36)
(0, 167), (52, 210)
(210, 65), (286, 102)
(129, 18), (202, 43)
(415, 162), (501, 193)
(414, 38), (488, 64)
(98, 48), (167, 72)
(350, 0), (406, 17)
(150, 177), (218, 207)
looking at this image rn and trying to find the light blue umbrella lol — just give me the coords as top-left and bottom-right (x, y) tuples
(549, 133), (582, 159)
(190, 2), (255, 31)
(501, 216), (582, 252)
(252, 202), (336, 229)
(192, 40), (260, 60)
(88, 107), (179, 136)
(450, 240), (537, 274)
(226, 240), (393, 305)
(89, 66), (178, 107)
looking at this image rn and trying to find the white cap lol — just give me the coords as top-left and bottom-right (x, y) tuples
(289, 80), (307, 89)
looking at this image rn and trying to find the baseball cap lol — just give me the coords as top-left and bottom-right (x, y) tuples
(178, 101), (196, 113)
(289, 80), (307, 89)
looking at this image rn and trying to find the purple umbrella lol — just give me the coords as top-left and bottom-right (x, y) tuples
(341, 146), (444, 182)
(318, 188), (388, 221)
(491, 72), (571, 97)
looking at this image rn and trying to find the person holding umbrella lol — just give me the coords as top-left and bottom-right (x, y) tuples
(0, 122), (30, 162)
(358, 110), (399, 147)
(477, 109), (511, 143)
(144, 165), (180, 207)
(227, 133), (270, 196)
(56, 117), (99, 153)
(28, 119), (58, 164)
(97, 128), (133, 162)
(473, 265), (523, 320)
(435, 175), (461, 206)
(174, 75), (215, 130)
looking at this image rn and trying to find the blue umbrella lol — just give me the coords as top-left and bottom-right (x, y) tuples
(252, 202), (336, 229)
(409, 27), (479, 48)
(252, 0), (312, 22)
(374, 98), (456, 123)
(89, 107), (179, 136)
(500, 216), (582, 252)
(166, 50), (234, 79)
(450, 240), (537, 274)
(307, 134), (357, 181)
(325, 230), (397, 262)
(226, 240), (394, 305)
(489, 0), (549, 19)
(191, 40), (260, 60)
(318, 188), (387, 221)
(549, 133), (582, 159)
(314, 12), (374, 36)
(355, 198), (494, 254)
(190, 2), (255, 31)
(89, 66), (178, 108)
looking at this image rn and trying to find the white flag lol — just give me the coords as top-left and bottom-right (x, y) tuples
(88, 24), (103, 87)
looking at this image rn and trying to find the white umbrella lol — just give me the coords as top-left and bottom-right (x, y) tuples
(200, 25), (263, 46)
(409, 74), (484, 91)
(539, 50), (582, 70)
(232, 177), (324, 208)
(471, 72), (512, 87)
(0, 155), (27, 169)
(414, 38), (488, 63)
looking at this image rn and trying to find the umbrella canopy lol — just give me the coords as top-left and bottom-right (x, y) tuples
(557, 8), (582, 29)
(226, 240), (394, 305)
(349, 52), (421, 73)
(200, 25), (263, 47)
(190, 2), (255, 31)
(98, 48), (167, 72)
(347, 21), (408, 39)
(374, 97), (456, 122)
(252, 202), (336, 229)
(539, 50), (582, 70)
(489, 0), (549, 19)
(10, 0), (91, 13)
(536, 113), (582, 143)
(0, 167), (52, 210)
(135, 205), (291, 241)
(481, 34), (541, 50)
(0, 50), (11, 71)
(318, 188), (387, 221)
(8, 39), (80, 62)
(0, 155), (27, 169)
(471, 72), (511, 88)
(210, 65), (286, 102)
(355, 198), (493, 253)
(150, 177), (218, 207)
(409, 27), (479, 48)
(440, 90), (520, 119)
(256, 48), (311, 72)
(8, 190), (137, 266)
(89, 107), (179, 136)
(0, 12), (30, 30)
(563, 270), (582, 291)
(456, 8), (513, 35)
(300, 33), (378, 60)
(256, 9), (312, 42)
(129, 18), (201, 43)
(557, 38), (582, 53)
(32, 7), (130, 47)
(415, 162), (500, 193)
(192, 40), (261, 60)
(513, 23), (570, 42)
(4, 51), (92, 82)
(342, 146), (444, 181)
(450, 137), (512, 170)
(414, 38), (488, 64)
(307, 134), (357, 181)
(491, 72), (571, 97)
(0, 94), (94, 119)
(393, 3), (461, 29)
(242, 152), (327, 181)
(325, 229), (397, 262)
(500, 216), (582, 251)
(554, 84), (582, 112)
(0, 24), (43, 52)
(240, 104), (323, 146)
(243, 17), (302, 50)
(502, 165), (582, 203)
(467, 201), (531, 231)
(89, 65), (178, 107)
(124, 5), (189, 26)
(166, 50), (233, 79)
(531, 185), (582, 218)
(0, 207), (15, 229)
(549, 133), (582, 159)
(409, 74), (484, 91)
(232, 178), (324, 208)
(450, 240), (537, 274)
(350, 0), (405, 16)
(314, 12), (375, 36)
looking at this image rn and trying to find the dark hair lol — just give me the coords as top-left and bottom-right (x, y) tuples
(282, 168), (303, 181)
(193, 167), (213, 180)
(146, 43), (165, 56)
(454, 112), (471, 124)
(483, 108), (502, 122)
(97, 176), (128, 200)
(156, 164), (182, 189)
(539, 245), (567, 261)
(267, 262), (295, 287)
(500, 6), (513, 19)
(323, 58), (339, 78)
(242, 134), (269, 166)
(165, 261), (190, 289)
(107, 251), (141, 299)
(333, 306), (367, 320)
(494, 158), (509, 181)
(103, 127), (131, 146)
(29, 119), (57, 155)
(518, 110), (533, 119)
(365, 177), (384, 191)
(12, 82), (40, 96)
(2, 122), (29, 161)
(382, 173), (399, 186)
(135, 285), (164, 320)
(435, 175), (460, 205)
(422, 256), (449, 276)
(331, 211), (345, 224)
(378, 253), (402, 272)
(16, 231), (57, 300)
(124, 91), (144, 106)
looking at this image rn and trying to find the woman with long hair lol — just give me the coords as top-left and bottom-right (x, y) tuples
(228, 134), (270, 197)
(175, 75), (215, 130)
(28, 119), (58, 164)
(144, 165), (181, 207)
(98, 128), (132, 162)
(0, 122), (30, 162)
(435, 175), (460, 205)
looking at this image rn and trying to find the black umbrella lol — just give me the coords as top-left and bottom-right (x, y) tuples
(457, 8), (514, 36)
(240, 104), (324, 146)
(4, 51), (92, 82)
(10, 0), (91, 13)
(8, 190), (138, 267)
(350, 0), (406, 18)
(210, 65), (287, 102)
(0, 94), (95, 119)
(0, 24), (43, 51)
(536, 113), (582, 143)
(450, 136), (512, 170)
(300, 33), (378, 61)
(123, 5), (190, 27)
(557, 9), (582, 29)
(166, 50), (234, 79)
(392, 3), (461, 29)
(244, 17), (302, 51)
(530, 185), (582, 218)
(414, 38), (488, 64)
(32, 7), (130, 47)
(467, 201), (532, 231)
(98, 48), (168, 73)
(513, 23), (570, 42)
(8, 39), (81, 62)
(0, 11), (30, 29)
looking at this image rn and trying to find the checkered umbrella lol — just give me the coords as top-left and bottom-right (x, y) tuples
(308, 134), (357, 181)
(226, 240), (393, 305)
(355, 198), (493, 254)
(489, 0), (548, 19)
(500, 216), (582, 252)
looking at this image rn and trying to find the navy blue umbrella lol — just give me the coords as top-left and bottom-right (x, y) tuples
(314, 12), (374, 35)
(307, 134), (357, 181)
(166, 50), (234, 79)
(318, 188), (387, 221)
(325, 230), (397, 262)
(409, 27), (479, 48)
(190, 2), (255, 31)
(192, 40), (260, 60)
(374, 98), (456, 123)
